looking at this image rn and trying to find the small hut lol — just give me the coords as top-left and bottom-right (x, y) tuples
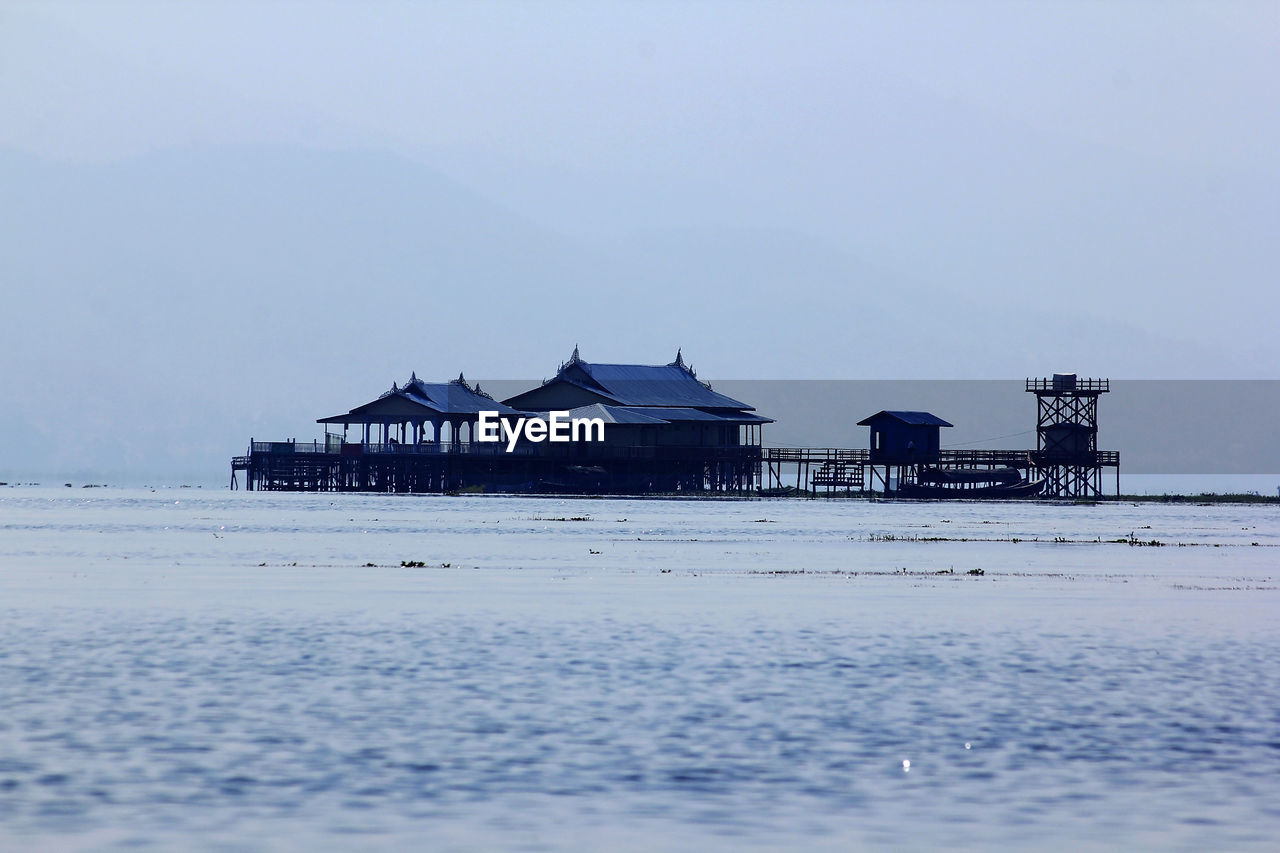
(857, 410), (953, 465)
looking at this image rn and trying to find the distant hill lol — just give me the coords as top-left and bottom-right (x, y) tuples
(0, 145), (1264, 480)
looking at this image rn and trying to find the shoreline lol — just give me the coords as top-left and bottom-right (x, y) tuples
(4, 481), (1280, 504)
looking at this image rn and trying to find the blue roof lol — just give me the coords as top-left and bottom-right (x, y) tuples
(856, 410), (954, 427)
(515, 348), (755, 410)
(616, 407), (773, 424)
(561, 404), (670, 425)
(401, 377), (523, 415)
(318, 374), (522, 423)
(521, 404), (773, 426)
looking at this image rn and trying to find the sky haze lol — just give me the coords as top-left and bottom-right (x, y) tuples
(2, 1), (1276, 480)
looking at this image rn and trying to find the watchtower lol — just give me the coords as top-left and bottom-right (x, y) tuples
(1026, 373), (1110, 497)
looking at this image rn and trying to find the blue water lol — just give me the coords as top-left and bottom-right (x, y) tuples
(1, 489), (1277, 850)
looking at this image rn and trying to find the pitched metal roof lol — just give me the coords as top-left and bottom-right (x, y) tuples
(400, 376), (523, 415)
(856, 410), (954, 427)
(616, 407), (774, 424)
(519, 404), (772, 426)
(318, 374), (522, 423)
(560, 404), (671, 425)
(519, 347), (755, 410)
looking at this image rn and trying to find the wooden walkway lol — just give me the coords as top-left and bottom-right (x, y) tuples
(232, 442), (763, 493)
(762, 448), (1119, 494)
(232, 443), (1119, 496)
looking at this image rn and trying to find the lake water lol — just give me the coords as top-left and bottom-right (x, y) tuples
(1, 487), (1277, 850)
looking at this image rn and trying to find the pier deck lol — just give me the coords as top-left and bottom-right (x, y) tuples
(232, 441), (763, 494)
(232, 442), (1118, 496)
(761, 448), (1120, 496)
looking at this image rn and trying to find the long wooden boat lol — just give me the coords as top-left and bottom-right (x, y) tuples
(917, 466), (1021, 485)
(897, 478), (1047, 499)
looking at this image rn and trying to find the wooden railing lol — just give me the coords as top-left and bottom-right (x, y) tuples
(765, 448), (869, 464)
(251, 440), (538, 456)
(1025, 378), (1110, 393)
(248, 440), (762, 462)
(941, 449), (1034, 467)
(1032, 449), (1120, 466)
(765, 447), (1119, 468)
(248, 441), (1116, 468)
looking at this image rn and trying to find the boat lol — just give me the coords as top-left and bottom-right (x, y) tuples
(897, 475), (1047, 499)
(916, 466), (1021, 486)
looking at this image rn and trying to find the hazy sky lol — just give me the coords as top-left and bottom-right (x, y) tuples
(2, 1), (1277, 479)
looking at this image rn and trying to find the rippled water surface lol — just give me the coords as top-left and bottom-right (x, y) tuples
(1, 488), (1278, 850)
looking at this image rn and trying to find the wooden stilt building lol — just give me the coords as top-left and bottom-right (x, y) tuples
(232, 349), (772, 494)
(857, 410), (953, 495)
(233, 357), (1119, 499)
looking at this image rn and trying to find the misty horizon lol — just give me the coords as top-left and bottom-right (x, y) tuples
(2, 2), (1276, 483)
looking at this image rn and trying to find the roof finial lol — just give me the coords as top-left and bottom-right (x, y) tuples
(457, 372), (466, 385)
(558, 344), (585, 374)
(674, 347), (685, 369)
(391, 381), (399, 392)
(410, 371), (417, 382)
